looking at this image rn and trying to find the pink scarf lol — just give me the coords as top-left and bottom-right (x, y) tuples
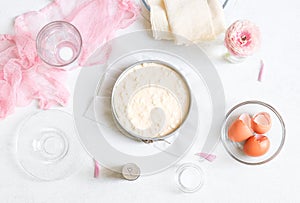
(0, 0), (139, 119)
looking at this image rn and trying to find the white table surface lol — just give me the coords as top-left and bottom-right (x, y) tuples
(1, 0), (300, 202)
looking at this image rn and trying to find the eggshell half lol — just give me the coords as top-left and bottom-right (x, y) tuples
(251, 112), (272, 134)
(243, 135), (270, 157)
(228, 113), (253, 142)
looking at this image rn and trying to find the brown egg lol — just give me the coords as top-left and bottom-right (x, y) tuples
(228, 113), (253, 142)
(243, 135), (270, 157)
(251, 112), (272, 134)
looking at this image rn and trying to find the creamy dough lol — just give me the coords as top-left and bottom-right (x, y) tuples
(112, 62), (190, 138)
(127, 85), (182, 137)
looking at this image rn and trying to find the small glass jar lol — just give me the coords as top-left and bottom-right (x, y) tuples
(176, 163), (205, 193)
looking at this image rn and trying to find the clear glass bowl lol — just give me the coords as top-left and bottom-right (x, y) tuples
(221, 101), (286, 165)
(16, 110), (87, 181)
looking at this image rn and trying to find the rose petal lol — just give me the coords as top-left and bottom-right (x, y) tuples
(195, 152), (217, 162)
(258, 59), (264, 82)
(94, 159), (100, 178)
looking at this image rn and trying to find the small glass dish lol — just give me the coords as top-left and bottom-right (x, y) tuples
(176, 163), (204, 193)
(221, 100), (286, 165)
(16, 110), (87, 181)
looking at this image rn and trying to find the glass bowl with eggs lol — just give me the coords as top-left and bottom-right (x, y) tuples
(221, 100), (286, 165)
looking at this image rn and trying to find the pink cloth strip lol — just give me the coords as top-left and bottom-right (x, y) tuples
(0, 0), (140, 119)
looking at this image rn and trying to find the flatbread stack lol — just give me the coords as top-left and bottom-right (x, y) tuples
(148, 0), (226, 45)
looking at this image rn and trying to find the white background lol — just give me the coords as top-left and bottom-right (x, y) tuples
(1, 0), (300, 202)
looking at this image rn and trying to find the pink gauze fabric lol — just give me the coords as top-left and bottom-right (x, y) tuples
(0, 0), (140, 119)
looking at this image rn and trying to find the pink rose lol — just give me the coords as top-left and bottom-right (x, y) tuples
(225, 20), (261, 57)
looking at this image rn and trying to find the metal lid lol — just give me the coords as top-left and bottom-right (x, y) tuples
(122, 163), (141, 181)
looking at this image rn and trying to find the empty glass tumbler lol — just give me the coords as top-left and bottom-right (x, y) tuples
(36, 21), (82, 67)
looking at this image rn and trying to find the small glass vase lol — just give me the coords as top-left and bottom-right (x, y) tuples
(224, 52), (247, 63)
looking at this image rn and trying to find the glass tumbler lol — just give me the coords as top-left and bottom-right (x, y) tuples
(36, 21), (82, 67)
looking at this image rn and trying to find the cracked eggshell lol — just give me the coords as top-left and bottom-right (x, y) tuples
(228, 113), (253, 142)
(251, 112), (272, 134)
(243, 135), (270, 157)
